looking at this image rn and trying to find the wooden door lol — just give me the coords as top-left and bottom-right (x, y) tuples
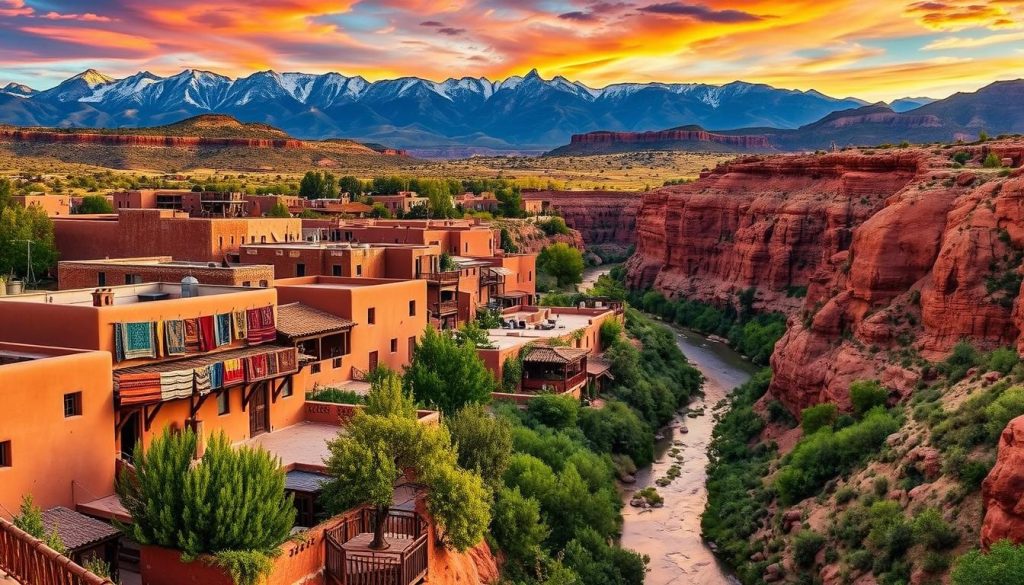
(249, 383), (269, 436)
(368, 351), (379, 372)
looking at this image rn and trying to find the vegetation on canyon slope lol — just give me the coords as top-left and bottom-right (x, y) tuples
(702, 341), (1024, 585)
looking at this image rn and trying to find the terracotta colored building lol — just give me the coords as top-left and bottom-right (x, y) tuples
(10, 194), (71, 216)
(455, 191), (500, 213)
(112, 190), (249, 218)
(58, 257), (276, 290)
(0, 343), (115, 514)
(53, 209), (302, 263)
(368, 192), (428, 215)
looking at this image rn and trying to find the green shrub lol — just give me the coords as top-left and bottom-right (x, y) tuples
(527, 393), (580, 430)
(952, 540), (1024, 585)
(802, 403), (839, 434)
(538, 216), (571, 236)
(599, 319), (623, 349)
(834, 486), (858, 505)
(306, 387), (364, 404)
(793, 530), (826, 568)
(939, 341), (981, 382)
(848, 548), (873, 571)
(985, 347), (1020, 375)
(913, 508), (959, 550)
(983, 153), (1002, 168)
(850, 380), (889, 417)
(984, 386), (1024, 441)
(873, 476), (890, 497)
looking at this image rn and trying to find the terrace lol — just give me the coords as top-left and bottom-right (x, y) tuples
(483, 307), (598, 350)
(0, 282), (257, 306)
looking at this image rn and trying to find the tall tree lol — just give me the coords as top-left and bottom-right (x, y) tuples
(266, 201), (291, 217)
(322, 372), (491, 550)
(0, 204), (58, 279)
(538, 243), (585, 287)
(404, 326), (496, 415)
(445, 403), (513, 490)
(75, 195), (115, 214)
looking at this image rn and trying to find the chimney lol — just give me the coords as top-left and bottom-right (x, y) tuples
(92, 288), (114, 307)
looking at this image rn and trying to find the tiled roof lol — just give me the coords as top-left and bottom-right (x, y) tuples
(41, 507), (120, 551)
(586, 355), (613, 377)
(277, 303), (355, 339)
(523, 346), (589, 364)
(285, 470), (331, 493)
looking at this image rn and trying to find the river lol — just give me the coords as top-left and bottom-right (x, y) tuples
(578, 264), (755, 584)
(619, 324), (756, 584)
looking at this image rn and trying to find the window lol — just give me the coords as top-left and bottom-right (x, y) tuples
(63, 392), (82, 417)
(259, 280), (269, 288)
(296, 263), (306, 277)
(390, 338), (398, 353)
(0, 441), (9, 467)
(367, 307), (376, 324)
(332, 357), (342, 369)
(311, 363), (321, 374)
(97, 272), (106, 286)
(409, 300), (416, 316)
(219, 236), (223, 250)
(356, 265), (362, 276)
(242, 281), (251, 287)
(332, 265), (342, 277)
(528, 270), (533, 282)
(125, 274), (142, 285)
(408, 336), (416, 357)
(217, 390), (230, 415)
(281, 379), (293, 398)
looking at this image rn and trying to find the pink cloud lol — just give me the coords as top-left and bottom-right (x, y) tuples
(0, 0), (33, 17)
(41, 11), (114, 22)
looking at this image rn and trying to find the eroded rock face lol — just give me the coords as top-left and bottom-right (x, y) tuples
(522, 190), (640, 247)
(568, 128), (771, 150)
(0, 129), (306, 148)
(982, 415), (1024, 548)
(627, 142), (1024, 414)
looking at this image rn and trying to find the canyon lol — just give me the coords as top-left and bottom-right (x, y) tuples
(548, 127), (772, 155)
(522, 190), (640, 257)
(624, 140), (1024, 556)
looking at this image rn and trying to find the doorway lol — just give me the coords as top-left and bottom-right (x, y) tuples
(119, 410), (141, 462)
(249, 384), (269, 436)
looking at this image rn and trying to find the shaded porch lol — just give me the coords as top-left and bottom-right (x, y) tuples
(521, 346), (588, 394)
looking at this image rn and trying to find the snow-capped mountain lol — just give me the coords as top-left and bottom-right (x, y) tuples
(0, 67), (871, 148)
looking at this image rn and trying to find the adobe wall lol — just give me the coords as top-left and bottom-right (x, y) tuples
(57, 262), (274, 290)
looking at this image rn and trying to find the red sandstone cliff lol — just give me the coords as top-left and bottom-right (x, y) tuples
(522, 190), (640, 248)
(982, 415), (1024, 548)
(0, 129), (306, 148)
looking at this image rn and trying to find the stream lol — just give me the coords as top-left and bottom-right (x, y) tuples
(579, 264), (756, 584)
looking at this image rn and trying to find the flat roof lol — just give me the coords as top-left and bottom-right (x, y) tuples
(60, 257), (274, 271)
(0, 282), (262, 307)
(242, 241), (430, 251)
(485, 310), (599, 350)
(241, 422), (342, 469)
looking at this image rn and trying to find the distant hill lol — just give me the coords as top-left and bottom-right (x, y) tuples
(546, 125), (774, 156)
(0, 114), (414, 172)
(544, 80), (1024, 154)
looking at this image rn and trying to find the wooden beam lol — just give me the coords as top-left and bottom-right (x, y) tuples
(190, 393), (213, 418)
(143, 403), (163, 432)
(115, 407), (141, 433)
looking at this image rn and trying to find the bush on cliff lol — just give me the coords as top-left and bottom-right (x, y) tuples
(952, 540), (1024, 585)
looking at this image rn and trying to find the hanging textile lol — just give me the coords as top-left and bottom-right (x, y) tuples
(113, 323), (125, 362)
(244, 353), (269, 382)
(164, 320), (187, 356)
(154, 321), (165, 358)
(117, 372), (161, 405)
(209, 362), (225, 390)
(259, 306), (276, 338)
(277, 348), (297, 374)
(121, 322), (157, 360)
(215, 314), (232, 347)
(232, 310), (247, 340)
(266, 351), (279, 376)
(159, 370), (194, 401)
(194, 366), (212, 396)
(183, 319), (201, 353)
(246, 306), (276, 344)
(246, 309), (262, 344)
(197, 315), (216, 352)
(223, 358), (245, 386)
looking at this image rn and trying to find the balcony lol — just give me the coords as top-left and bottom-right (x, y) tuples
(419, 271), (460, 287)
(325, 508), (428, 585)
(520, 370), (588, 394)
(431, 300), (458, 316)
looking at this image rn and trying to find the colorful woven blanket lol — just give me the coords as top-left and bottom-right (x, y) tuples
(277, 348), (297, 373)
(117, 372), (161, 405)
(215, 314), (232, 347)
(232, 310), (247, 340)
(121, 322), (156, 360)
(164, 320), (186, 356)
(159, 370), (194, 401)
(245, 353), (269, 381)
(183, 319), (201, 353)
(223, 358), (245, 386)
(194, 366), (212, 396)
(197, 315), (216, 352)
(209, 362), (225, 390)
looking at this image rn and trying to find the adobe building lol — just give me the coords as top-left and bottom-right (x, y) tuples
(275, 276), (427, 389)
(58, 257), (276, 290)
(53, 209), (302, 264)
(112, 190), (249, 218)
(303, 218), (499, 257)
(368, 191), (428, 216)
(10, 194), (71, 216)
(0, 343), (115, 514)
(455, 191), (500, 213)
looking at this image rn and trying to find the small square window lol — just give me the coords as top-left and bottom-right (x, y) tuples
(390, 338), (398, 353)
(332, 357), (342, 369)
(409, 300), (416, 317)
(332, 265), (342, 276)
(311, 363), (322, 374)
(217, 390), (230, 415)
(63, 392), (82, 418)
(367, 307), (376, 325)
(0, 441), (10, 467)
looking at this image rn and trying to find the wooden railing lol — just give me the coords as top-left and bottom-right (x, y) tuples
(0, 517), (115, 585)
(521, 370), (588, 394)
(431, 300), (459, 316)
(419, 271), (460, 286)
(324, 508), (428, 585)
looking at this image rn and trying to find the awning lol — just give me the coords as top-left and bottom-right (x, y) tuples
(488, 267), (514, 276)
(277, 302), (354, 340)
(42, 507), (120, 552)
(523, 346), (589, 365)
(586, 356), (614, 380)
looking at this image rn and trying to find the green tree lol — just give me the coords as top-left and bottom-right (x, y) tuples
(445, 403), (513, 489)
(801, 403), (838, 434)
(117, 428), (294, 585)
(13, 494), (45, 539)
(984, 152), (1002, 168)
(538, 243), (585, 288)
(0, 204), (59, 279)
(404, 327), (496, 415)
(491, 487), (549, 567)
(538, 217), (571, 236)
(338, 175), (363, 197)
(495, 186), (523, 218)
(298, 171), (339, 199)
(952, 540), (1024, 585)
(499, 227), (519, 253)
(849, 380), (889, 416)
(265, 201), (291, 218)
(0, 178), (11, 210)
(75, 195), (114, 214)
(369, 203), (392, 218)
(322, 374), (490, 551)
(527, 393), (580, 430)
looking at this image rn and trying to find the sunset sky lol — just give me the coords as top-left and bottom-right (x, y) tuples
(1, 0), (1023, 101)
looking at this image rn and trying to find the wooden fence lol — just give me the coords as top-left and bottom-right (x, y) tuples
(0, 517), (114, 585)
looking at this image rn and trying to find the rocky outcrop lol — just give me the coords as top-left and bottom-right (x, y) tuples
(626, 152), (923, 313)
(982, 415), (1024, 548)
(494, 218), (585, 254)
(0, 129), (306, 148)
(626, 141), (1024, 414)
(522, 190), (640, 247)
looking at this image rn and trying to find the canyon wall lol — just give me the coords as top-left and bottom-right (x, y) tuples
(0, 129), (306, 148)
(522, 190), (640, 248)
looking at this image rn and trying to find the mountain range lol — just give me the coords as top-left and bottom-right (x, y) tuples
(0, 68), (883, 153)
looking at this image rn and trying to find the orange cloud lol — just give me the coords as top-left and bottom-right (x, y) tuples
(0, 0), (32, 17)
